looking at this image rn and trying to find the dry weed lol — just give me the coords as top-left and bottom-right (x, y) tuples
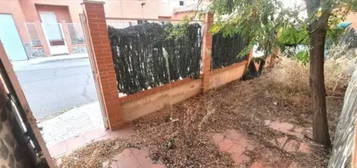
(59, 138), (141, 168)
(325, 58), (352, 95)
(267, 55), (353, 98)
(57, 48), (354, 168)
(268, 57), (309, 95)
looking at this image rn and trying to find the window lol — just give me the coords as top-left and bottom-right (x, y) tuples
(179, 1), (184, 6)
(25, 23), (42, 47)
(67, 23), (85, 45)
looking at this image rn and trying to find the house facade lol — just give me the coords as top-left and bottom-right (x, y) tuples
(6, 0), (354, 61)
(0, 0), (199, 60)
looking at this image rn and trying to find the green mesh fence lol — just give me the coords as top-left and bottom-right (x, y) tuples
(108, 22), (202, 95)
(212, 33), (248, 69)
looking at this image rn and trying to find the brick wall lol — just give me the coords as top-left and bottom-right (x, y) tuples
(201, 12), (214, 93)
(83, 1), (124, 129)
(82, 2), (249, 129)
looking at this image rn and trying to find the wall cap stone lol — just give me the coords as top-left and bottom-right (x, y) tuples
(82, 0), (105, 5)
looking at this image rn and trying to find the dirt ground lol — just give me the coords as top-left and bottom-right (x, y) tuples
(59, 64), (346, 168)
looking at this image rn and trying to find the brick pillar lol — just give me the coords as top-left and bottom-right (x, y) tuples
(245, 51), (253, 73)
(82, 1), (123, 129)
(201, 12), (214, 93)
(247, 51), (253, 65)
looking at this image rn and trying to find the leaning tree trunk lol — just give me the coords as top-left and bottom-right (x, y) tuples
(309, 24), (332, 148)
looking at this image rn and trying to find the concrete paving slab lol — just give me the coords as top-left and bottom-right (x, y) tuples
(38, 101), (104, 146)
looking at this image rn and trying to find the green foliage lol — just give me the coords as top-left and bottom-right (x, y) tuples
(295, 50), (310, 65)
(277, 25), (309, 46)
(165, 17), (192, 40)
(278, 24), (346, 53)
(327, 27), (346, 42)
(209, 0), (297, 58)
(209, 0), (356, 59)
(278, 25), (346, 47)
(208, 0), (357, 148)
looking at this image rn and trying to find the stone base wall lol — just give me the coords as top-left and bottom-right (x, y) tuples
(72, 45), (87, 54)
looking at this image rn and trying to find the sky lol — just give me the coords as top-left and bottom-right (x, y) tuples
(280, 0), (307, 19)
(280, 0), (305, 10)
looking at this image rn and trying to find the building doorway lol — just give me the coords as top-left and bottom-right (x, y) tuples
(39, 11), (69, 55)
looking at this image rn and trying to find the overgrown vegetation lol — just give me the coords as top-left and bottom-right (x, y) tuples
(62, 1), (357, 167)
(277, 25), (346, 65)
(209, 0), (290, 57)
(269, 56), (351, 98)
(209, 0), (357, 148)
(59, 54), (352, 167)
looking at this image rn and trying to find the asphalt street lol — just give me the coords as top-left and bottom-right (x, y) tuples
(13, 57), (98, 121)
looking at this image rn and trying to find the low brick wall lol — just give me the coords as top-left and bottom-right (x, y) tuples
(119, 61), (247, 122)
(121, 79), (202, 121)
(208, 61), (247, 90)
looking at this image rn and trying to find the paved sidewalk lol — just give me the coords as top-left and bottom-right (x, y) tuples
(38, 101), (104, 146)
(12, 53), (88, 72)
(13, 55), (98, 120)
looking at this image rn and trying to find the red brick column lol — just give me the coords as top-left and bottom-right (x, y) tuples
(247, 51), (253, 65)
(245, 51), (253, 73)
(201, 13), (214, 93)
(82, 1), (123, 129)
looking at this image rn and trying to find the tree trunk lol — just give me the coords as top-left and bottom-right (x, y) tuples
(309, 25), (332, 148)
